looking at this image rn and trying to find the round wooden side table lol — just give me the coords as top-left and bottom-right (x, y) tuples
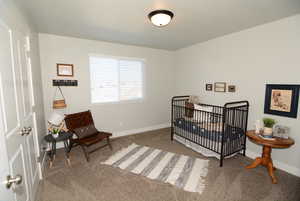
(245, 130), (295, 184)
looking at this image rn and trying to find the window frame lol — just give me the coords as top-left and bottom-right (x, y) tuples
(89, 54), (146, 105)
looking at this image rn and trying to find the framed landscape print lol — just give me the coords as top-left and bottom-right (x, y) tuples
(214, 82), (226, 92)
(264, 84), (299, 118)
(57, 63), (74, 77)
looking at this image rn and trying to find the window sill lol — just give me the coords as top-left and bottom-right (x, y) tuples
(91, 98), (144, 106)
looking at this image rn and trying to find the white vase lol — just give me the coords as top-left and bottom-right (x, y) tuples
(53, 133), (59, 138)
(263, 127), (273, 136)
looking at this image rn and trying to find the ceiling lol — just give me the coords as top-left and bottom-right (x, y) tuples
(16, 0), (300, 50)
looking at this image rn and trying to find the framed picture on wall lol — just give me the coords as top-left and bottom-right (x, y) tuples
(264, 84), (300, 118)
(206, 84), (213, 91)
(57, 63), (74, 77)
(228, 85), (236, 92)
(214, 82), (226, 92)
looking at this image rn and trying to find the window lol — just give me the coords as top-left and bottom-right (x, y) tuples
(89, 56), (144, 103)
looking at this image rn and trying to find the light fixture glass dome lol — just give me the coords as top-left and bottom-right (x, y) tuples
(148, 10), (174, 27)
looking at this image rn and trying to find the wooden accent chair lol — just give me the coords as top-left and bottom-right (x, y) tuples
(64, 110), (112, 162)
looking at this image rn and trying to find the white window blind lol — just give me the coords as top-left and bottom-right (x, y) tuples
(90, 56), (143, 103)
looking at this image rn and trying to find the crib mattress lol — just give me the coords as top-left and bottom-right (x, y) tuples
(174, 117), (244, 142)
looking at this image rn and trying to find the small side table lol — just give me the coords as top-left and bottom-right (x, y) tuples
(245, 130), (295, 184)
(44, 132), (73, 168)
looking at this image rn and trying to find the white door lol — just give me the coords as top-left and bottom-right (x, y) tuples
(15, 31), (40, 199)
(0, 19), (39, 201)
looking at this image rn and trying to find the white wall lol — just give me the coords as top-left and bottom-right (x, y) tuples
(174, 14), (300, 176)
(0, 0), (45, 159)
(38, 14), (300, 176)
(39, 34), (174, 136)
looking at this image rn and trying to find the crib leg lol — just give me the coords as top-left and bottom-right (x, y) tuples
(220, 156), (224, 167)
(243, 148), (246, 156)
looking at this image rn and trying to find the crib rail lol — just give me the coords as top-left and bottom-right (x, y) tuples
(171, 96), (249, 167)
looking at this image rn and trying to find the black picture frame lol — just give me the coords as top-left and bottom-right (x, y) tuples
(228, 85), (236, 92)
(264, 84), (300, 118)
(206, 84), (213, 91)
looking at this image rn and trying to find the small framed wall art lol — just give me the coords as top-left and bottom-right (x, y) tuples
(228, 85), (236, 92)
(206, 84), (213, 91)
(264, 84), (299, 118)
(57, 63), (74, 77)
(214, 82), (226, 92)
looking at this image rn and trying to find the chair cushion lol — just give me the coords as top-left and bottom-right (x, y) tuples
(73, 124), (98, 139)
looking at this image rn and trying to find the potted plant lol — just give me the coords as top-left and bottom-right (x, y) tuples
(263, 118), (276, 136)
(52, 128), (60, 138)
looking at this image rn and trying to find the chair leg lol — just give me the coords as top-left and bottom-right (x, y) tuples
(81, 145), (90, 162)
(107, 137), (112, 150)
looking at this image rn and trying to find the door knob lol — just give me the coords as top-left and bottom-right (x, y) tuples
(20, 127), (28, 136)
(25, 127), (32, 134)
(20, 127), (32, 136)
(5, 175), (22, 189)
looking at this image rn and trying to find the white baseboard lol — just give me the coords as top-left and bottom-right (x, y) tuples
(112, 123), (170, 138)
(246, 150), (300, 177)
(54, 123), (170, 149)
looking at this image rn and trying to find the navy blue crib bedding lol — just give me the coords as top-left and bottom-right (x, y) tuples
(174, 117), (244, 142)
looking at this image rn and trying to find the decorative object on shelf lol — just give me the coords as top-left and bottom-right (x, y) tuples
(273, 125), (290, 139)
(48, 112), (66, 138)
(206, 84), (213, 91)
(264, 84), (299, 118)
(214, 82), (226, 92)
(262, 117), (276, 136)
(57, 63), (74, 77)
(53, 86), (67, 109)
(228, 85), (236, 92)
(258, 134), (275, 140)
(53, 79), (78, 86)
(148, 10), (174, 27)
(255, 119), (263, 134)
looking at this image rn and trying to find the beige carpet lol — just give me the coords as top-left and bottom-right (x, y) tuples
(36, 128), (300, 201)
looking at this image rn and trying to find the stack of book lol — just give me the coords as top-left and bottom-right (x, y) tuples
(258, 134), (275, 140)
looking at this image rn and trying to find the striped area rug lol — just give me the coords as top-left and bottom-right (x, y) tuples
(101, 143), (209, 194)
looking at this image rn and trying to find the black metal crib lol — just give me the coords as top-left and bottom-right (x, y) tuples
(171, 96), (249, 167)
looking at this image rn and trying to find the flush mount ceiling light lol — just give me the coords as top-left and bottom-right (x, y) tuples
(148, 10), (174, 27)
